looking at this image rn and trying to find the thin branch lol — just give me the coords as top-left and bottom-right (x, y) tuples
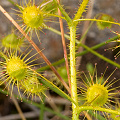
(57, 0), (71, 89)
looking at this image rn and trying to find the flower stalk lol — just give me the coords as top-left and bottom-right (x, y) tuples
(70, 25), (79, 120)
(78, 106), (120, 116)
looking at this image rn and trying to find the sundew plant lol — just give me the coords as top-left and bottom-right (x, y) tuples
(1, 0), (120, 120)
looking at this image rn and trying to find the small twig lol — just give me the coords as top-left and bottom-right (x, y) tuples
(57, 0), (71, 89)
(0, 5), (70, 94)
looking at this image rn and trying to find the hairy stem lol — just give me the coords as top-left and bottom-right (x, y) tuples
(73, 0), (89, 26)
(53, 0), (72, 25)
(79, 106), (120, 115)
(70, 25), (79, 120)
(73, 18), (120, 26)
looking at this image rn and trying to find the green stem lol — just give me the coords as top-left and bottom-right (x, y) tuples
(79, 106), (120, 115)
(73, 18), (120, 26)
(80, 43), (120, 68)
(73, 0), (89, 26)
(79, 21), (93, 43)
(53, 0), (72, 25)
(70, 25), (79, 120)
(44, 24), (80, 44)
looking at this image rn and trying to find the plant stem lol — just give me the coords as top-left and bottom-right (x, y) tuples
(73, 18), (120, 26)
(79, 106), (120, 115)
(57, 0), (71, 89)
(53, 0), (72, 25)
(73, 0), (89, 26)
(70, 25), (79, 120)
